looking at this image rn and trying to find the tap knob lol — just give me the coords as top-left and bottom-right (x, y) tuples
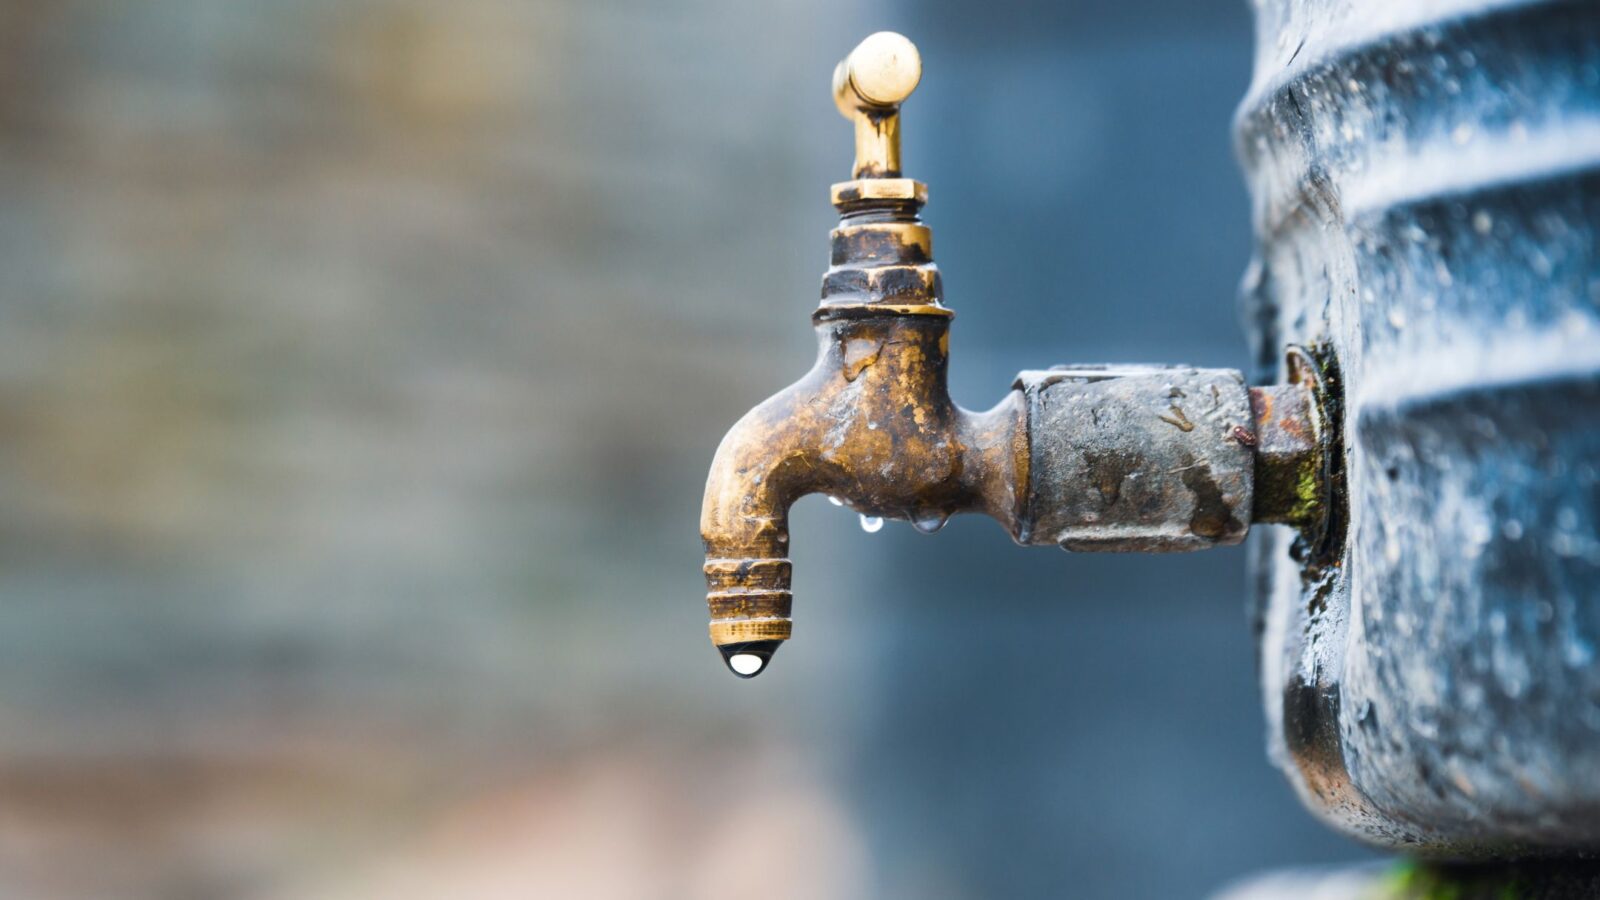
(832, 32), (922, 179)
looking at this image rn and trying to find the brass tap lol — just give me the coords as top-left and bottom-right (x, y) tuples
(833, 31), (920, 179)
(701, 33), (1331, 678)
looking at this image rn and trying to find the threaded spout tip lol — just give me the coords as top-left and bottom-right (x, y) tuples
(704, 554), (792, 678)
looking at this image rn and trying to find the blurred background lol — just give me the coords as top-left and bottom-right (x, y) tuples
(0, 0), (1373, 897)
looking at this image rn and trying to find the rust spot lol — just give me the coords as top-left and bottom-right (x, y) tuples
(1158, 404), (1196, 432)
(1254, 391), (1275, 420)
(1083, 450), (1136, 506)
(1181, 462), (1243, 540)
(1276, 413), (1309, 441)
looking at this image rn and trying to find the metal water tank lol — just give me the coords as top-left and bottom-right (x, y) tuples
(1238, 0), (1600, 855)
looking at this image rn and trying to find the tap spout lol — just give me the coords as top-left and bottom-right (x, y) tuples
(701, 306), (1027, 676)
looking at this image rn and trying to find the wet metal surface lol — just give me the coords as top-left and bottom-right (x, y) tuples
(1239, 0), (1600, 855)
(1016, 365), (1255, 551)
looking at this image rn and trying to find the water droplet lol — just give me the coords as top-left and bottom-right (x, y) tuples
(911, 510), (948, 534)
(859, 514), (884, 533)
(827, 495), (844, 507)
(718, 640), (780, 679)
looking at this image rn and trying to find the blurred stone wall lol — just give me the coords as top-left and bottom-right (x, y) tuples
(0, 1), (876, 897)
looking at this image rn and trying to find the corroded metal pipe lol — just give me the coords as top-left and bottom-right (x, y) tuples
(701, 33), (1326, 678)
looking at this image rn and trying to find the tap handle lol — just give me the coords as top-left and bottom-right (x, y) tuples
(832, 32), (921, 179)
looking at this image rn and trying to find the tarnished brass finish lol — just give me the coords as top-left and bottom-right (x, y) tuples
(832, 31), (921, 180)
(701, 170), (1026, 655)
(829, 178), (927, 207)
(700, 32), (1330, 674)
(702, 33), (1022, 664)
(701, 311), (1028, 650)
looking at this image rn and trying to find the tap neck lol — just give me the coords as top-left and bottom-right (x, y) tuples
(818, 180), (946, 320)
